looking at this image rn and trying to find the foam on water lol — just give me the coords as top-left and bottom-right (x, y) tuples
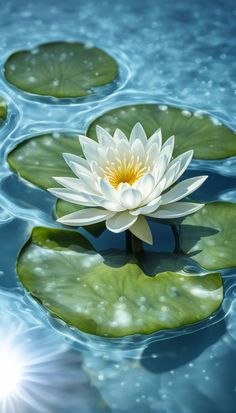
(0, 0), (236, 412)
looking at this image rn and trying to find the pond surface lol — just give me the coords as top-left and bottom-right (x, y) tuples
(0, 0), (236, 412)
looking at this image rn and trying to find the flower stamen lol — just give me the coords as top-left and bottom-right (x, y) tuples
(103, 156), (147, 189)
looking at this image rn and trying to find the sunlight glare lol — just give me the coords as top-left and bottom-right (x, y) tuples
(0, 345), (23, 400)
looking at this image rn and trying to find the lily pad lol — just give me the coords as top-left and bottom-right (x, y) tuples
(87, 104), (236, 160)
(17, 227), (223, 337)
(4, 41), (118, 98)
(8, 133), (105, 237)
(0, 96), (7, 124)
(180, 202), (236, 270)
(55, 199), (105, 237)
(8, 132), (81, 189)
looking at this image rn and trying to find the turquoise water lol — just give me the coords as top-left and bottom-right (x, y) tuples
(0, 0), (236, 412)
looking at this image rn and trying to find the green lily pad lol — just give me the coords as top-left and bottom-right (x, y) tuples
(180, 202), (236, 270)
(87, 104), (236, 160)
(55, 199), (84, 218)
(55, 199), (105, 237)
(8, 132), (81, 189)
(4, 41), (118, 98)
(0, 96), (7, 124)
(8, 133), (104, 237)
(17, 227), (223, 338)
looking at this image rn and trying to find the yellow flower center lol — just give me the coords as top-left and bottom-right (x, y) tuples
(103, 155), (147, 189)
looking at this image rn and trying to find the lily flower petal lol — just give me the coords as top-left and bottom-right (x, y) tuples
(97, 147), (107, 165)
(131, 138), (145, 162)
(67, 161), (92, 179)
(79, 135), (100, 162)
(57, 208), (115, 226)
(161, 176), (208, 205)
(63, 153), (89, 170)
(133, 173), (155, 200)
(147, 202), (204, 219)
(163, 150), (194, 190)
(146, 128), (162, 151)
(90, 160), (102, 175)
(114, 128), (128, 142)
(89, 194), (124, 211)
(153, 147), (170, 183)
(160, 135), (175, 165)
(120, 188), (142, 209)
(144, 177), (166, 204)
(146, 142), (161, 167)
(74, 171), (99, 193)
(117, 182), (131, 195)
(131, 196), (162, 216)
(52, 177), (87, 193)
(99, 178), (118, 199)
(116, 139), (131, 157)
(106, 211), (138, 233)
(48, 188), (96, 206)
(130, 122), (147, 146)
(129, 215), (153, 244)
(96, 125), (114, 147)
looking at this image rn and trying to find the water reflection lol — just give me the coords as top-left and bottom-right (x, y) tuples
(1, 287), (236, 413)
(81, 311), (236, 413)
(0, 291), (110, 413)
(142, 320), (226, 373)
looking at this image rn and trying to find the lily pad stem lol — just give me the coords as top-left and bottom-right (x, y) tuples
(125, 230), (132, 253)
(132, 234), (144, 254)
(171, 225), (180, 253)
(125, 230), (143, 254)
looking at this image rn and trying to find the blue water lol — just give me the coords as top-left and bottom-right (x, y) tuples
(0, 0), (236, 412)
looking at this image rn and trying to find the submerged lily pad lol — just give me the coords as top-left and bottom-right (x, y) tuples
(8, 132), (81, 189)
(87, 104), (236, 160)
(180, 202), (236, 270)
(4, 41), (118, 98)
(17, 227), (223, 338)
(0, 96), (7, 124)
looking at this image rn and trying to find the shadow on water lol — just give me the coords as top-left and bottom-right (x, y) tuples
(179, 224), (219, 256)
(97, 223), (218, 276)
(101, 249), (204, 277)
(90, 217), (219, 267)
(141, 318), (226, 373)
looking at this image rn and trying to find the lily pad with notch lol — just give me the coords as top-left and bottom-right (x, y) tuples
(4, 41), (119, 98)
(8, 132), (103, 237)
(180, 202), (236, 270)
(87, 104), (236, 160)
(17, 227), (223, 338)
(8, 132), (82, 189)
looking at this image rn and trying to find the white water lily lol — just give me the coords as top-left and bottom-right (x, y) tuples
(49, 123), (207, 245)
